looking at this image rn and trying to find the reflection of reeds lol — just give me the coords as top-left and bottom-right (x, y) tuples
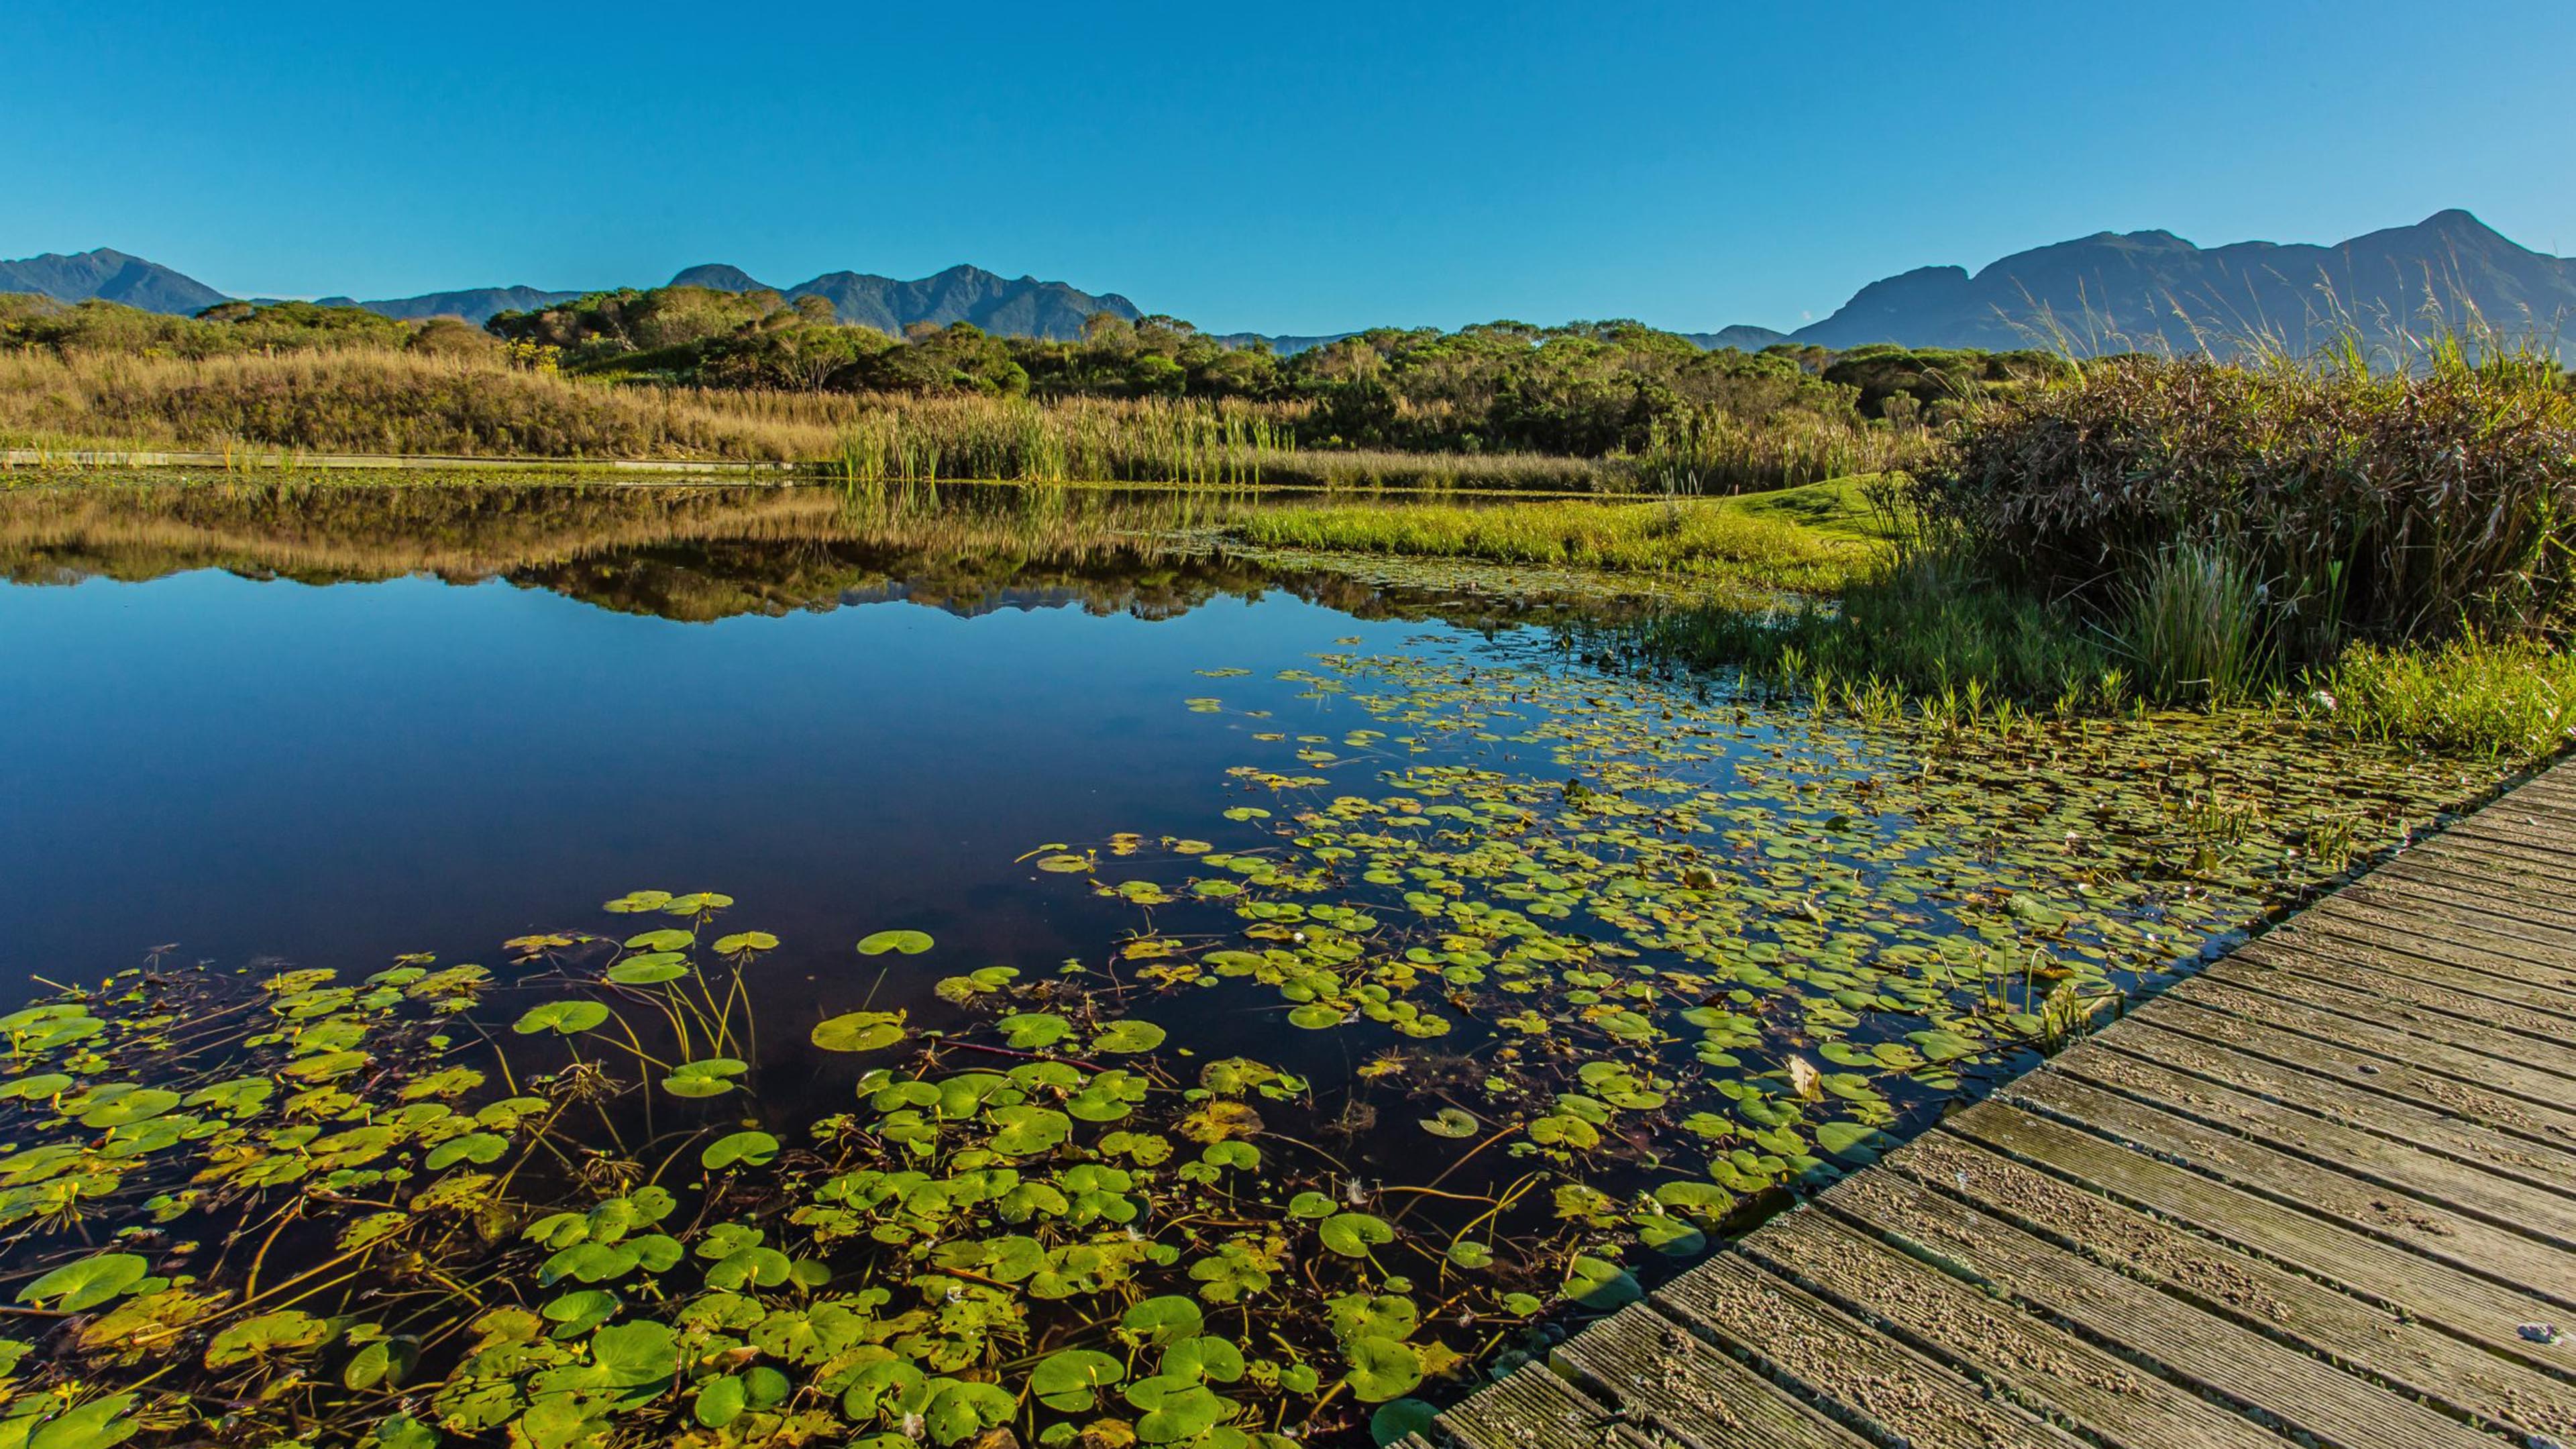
(0, 480), (1240, 586)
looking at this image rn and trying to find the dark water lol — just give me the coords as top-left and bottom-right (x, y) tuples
(0, 482), (1610, 1004)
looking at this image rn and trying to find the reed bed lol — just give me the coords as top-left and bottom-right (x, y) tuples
(0, 350), (1918, 493)
(0, 350), (857, 460)
(2316, 636), (2576, 759)
(1639, 405), (1924, 494)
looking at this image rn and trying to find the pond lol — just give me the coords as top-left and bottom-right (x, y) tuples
(0, 480), (2502, 1449)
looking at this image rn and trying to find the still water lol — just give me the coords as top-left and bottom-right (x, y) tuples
(0, 481), (2481, 1448)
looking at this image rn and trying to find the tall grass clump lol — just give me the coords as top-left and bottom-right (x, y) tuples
(1920, 343), (2576, 667)
(2121, 542), (2270, 702)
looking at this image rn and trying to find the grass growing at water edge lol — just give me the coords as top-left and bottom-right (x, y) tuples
(2313, 637), (2576, 759)
(1226, 477), (1895, 593)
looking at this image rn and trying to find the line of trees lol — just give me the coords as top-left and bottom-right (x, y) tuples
(2, 284), (2075, 461)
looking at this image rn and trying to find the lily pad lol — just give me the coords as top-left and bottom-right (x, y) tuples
(701, 1130), (780, 1170)
(855, 929), (934, 957)
(21, 1252), (150, 1313)
(513, 1000), (610, 1036)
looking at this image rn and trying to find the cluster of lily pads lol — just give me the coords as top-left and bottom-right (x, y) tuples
(0, 878), (1627, 1449)
(0, 629), (2486, 1449)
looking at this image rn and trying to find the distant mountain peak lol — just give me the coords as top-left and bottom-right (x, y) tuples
(668, 264), (772, 292)
(1789, 211), (2575, 358)
(0, 246), (229, 315)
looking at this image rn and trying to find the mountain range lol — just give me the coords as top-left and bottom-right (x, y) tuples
(6, 211), (2571, 358)
(1782, 209), (2575, 357)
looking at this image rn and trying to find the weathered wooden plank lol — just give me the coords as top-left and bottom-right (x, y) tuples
(2143, 987), (2576, 1150)
(2318, 888), (2576, 971)
(2394, 837), (2576, 894)
(2228, 938), (2576, 1063)
(2359, 851), (2576, 918)
(2408, 829), (2576, 879)
(2043, 1042), (2576, 1247)
(1943, 1104), (2576, 1372)
(2203, 951), (2576, 1081)
(2267, 914), (2576, 1011)
(1652, 1253), (2079, 1449)
(2416, 792), (2576, 845)
(1877, 1128), (2576, 1442)
(2445, 817), (2576, 863)
(2002, 1071), (2576, 1301)
(2271, 917), (2576, 1020)
(1550, 1301), (1872, 1449)
(2097, 1018), (2576, 1190)
(1740, 1208), (2288, 1449)
(2339, 876), (2576, 954)
(1434, 1360), (1661, 1449)
(1821, 1168), (2509, 1449)
(2361, 855), (2576, 916)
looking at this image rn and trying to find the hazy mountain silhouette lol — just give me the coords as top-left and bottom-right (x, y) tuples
(0, 248), (228, 314)
(1779, 209), (2575, 357)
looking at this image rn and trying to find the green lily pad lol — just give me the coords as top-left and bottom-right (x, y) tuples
(20, 1393), (138, 1449)
(605, 953), (690, 985)
(810, 1010), (906, 1053)
(1032, 1348), (1127, 1411)
(1417, 1107), (1479, 1138)
(660, 1058), (749, 1098)
(1320, 1212), (1395, 1257)
(20, 1252), (150, 1313)
(1090, 1019), (1167, 1054)
(855, 929), (934, 957)
(513, 1001), (610, 1036)
(701, 1130), (780, 1170)
(1343, 1336), (1424, 1403)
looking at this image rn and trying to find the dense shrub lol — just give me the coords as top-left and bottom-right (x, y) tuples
(1920, 351), (2576, 662)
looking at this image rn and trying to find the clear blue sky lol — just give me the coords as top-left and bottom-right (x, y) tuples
(9, 0), (2571, 335)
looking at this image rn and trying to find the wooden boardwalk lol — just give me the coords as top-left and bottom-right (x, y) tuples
(1414, 757), (2576, 1449)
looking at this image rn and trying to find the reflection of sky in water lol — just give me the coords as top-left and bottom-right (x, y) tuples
(0, 566), (1598, 1006)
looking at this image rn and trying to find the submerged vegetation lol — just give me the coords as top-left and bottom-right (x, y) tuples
(0, 619), (2493, 1449)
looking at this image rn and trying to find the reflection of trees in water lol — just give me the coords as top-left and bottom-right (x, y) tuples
(0, 480), (1648, 633)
